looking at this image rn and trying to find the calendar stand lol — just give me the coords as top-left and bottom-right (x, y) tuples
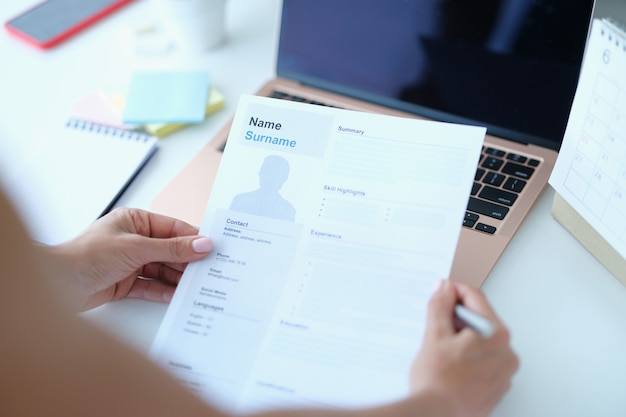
(548, 17), (626, 286)
(552, 192), (626, 285)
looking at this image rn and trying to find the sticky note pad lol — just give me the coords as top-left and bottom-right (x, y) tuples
(143, 88), (225, 137)
(122, 71), (210, 124)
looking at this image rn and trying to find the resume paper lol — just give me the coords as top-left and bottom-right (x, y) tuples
(150, 95), (485, 413)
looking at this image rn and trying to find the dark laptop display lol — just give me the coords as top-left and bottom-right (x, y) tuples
(277, 0), (595, 151)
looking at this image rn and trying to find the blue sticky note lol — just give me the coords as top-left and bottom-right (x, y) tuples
(122, 71), (210, 124)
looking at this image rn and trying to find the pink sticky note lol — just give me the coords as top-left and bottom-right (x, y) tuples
(70, 91), (133, 129)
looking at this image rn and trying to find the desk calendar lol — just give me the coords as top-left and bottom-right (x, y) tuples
(550, 18), (626, 280)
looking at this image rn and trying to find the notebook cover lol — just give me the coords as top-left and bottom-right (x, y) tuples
(5, 119), (157, 245)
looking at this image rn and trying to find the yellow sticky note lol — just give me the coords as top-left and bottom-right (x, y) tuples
(144, 89), (225, 137)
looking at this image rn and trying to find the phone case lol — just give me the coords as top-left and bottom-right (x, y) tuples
(4, 0), (134, 49)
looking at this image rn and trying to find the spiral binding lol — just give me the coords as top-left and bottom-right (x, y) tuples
(601, 17), (626, 52)
(64, 118), (154, 142)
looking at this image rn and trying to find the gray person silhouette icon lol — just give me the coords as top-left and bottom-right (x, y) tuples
(229, 155), (296, 221)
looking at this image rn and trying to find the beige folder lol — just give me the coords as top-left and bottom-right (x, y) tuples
(151, 139), (223, 227)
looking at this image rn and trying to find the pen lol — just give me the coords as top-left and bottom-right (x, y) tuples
(454, 304), (496, 339)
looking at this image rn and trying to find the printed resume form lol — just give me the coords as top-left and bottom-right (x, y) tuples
(150, 95), (485, 413)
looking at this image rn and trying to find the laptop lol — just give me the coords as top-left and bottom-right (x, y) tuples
(152, 0), (596, 287)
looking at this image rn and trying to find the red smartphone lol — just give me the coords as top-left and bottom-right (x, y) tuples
(4, 0), (134, 49)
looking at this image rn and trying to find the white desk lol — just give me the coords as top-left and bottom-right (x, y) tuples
(1, 1), (626, 416)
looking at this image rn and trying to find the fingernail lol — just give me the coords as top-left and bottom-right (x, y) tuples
(431, 278), (444, 294)
(192, 237), (212, 253)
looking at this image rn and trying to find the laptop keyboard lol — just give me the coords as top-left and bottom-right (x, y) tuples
(269, 90), (541, 235)
(466, 148), (540, 234)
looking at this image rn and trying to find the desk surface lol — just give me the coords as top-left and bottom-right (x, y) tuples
(2, 1), (626, 416)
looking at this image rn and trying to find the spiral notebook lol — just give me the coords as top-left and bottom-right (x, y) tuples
(549, 17), (626, 284)
(4, 119), (158, 245)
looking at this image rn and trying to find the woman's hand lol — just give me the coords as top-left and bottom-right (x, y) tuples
(409, 280), (519, 417)
(45, 207), (213, 311)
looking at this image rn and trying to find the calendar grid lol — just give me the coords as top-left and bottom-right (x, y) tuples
(565, 75), (626, 244)
(550, 18), (626, 259)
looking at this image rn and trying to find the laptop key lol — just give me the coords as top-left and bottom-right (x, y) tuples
(481, 157), (504, 170)
(475, 223), (497, 234)
(485, 148), (506, 157)
(464, 212), (479, 228)
(290, 95), (308, 102)
(503, 177), (526, 193)
(271, 91), (290, 99)
(501, 162), (535, 179)
(482, 172), (505, 186)
(467, 197), (509, 219)
(478, 186), (518, 206)
(506, 153), (528, 163)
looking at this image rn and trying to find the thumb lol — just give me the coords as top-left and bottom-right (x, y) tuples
(425, 279), (458, 339)
(134, 235), (213, 265)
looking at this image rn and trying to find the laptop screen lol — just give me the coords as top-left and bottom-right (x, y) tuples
(277, 0), (595, 151)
